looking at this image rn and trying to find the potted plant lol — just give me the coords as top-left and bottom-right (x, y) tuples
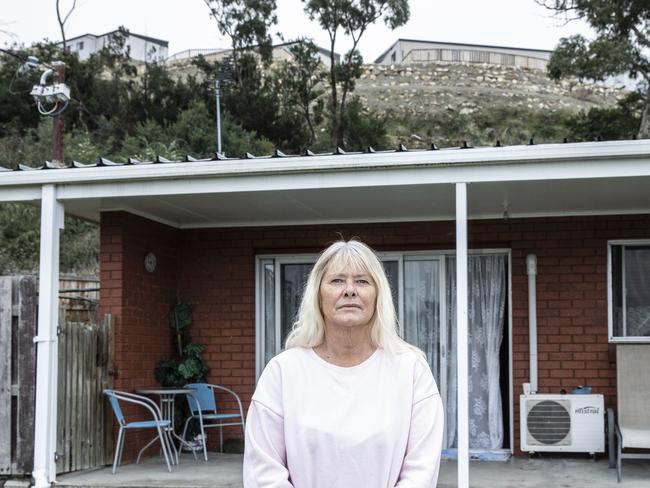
(154, 301), (210, 387)
(154, 301), (210, 450)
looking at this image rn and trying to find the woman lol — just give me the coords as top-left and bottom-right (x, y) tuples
(244, 240), (444, 487)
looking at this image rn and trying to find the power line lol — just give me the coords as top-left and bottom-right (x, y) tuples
(0, 47), (24, 61)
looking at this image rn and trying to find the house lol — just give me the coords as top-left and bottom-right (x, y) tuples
(374, 38), (552, 70)
(62, 30), (169, 63)
(166, 41), (340, 68)
(1, 139), (650, 487)
(272, 41), (340, 67)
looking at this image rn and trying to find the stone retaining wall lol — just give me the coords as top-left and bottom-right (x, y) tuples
(356, 62), (624, 117)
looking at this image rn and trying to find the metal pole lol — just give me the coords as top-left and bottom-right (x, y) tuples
(32, 184), (64, 488)
(215, 78), (222, 155)
(526, 254), (538, 394)
(455, 182), (469, 488)
(52, 62), (65, 167)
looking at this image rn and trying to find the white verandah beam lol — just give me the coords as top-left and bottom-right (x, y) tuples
(32, 185), (64, 488)
(456, 182), (469, 488)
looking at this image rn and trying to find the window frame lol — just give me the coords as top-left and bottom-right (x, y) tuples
(607, 239), (650, 343)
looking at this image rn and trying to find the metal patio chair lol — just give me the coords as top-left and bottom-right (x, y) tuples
(611, 345), (650, 482)
(104, 389), (176, 473)
(181, 383), (246, 461)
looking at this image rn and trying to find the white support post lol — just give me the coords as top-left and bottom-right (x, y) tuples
(32, 185), (64, 488)
(455, 182), (469, 488)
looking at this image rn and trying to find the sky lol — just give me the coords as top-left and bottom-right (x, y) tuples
(2, 0), (593, 62)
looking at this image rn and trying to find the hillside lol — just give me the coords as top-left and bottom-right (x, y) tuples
(353, 62), (626, 147)
(164, 54), (629, 148)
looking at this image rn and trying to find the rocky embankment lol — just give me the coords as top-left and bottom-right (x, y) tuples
(355, 62), (624, 118)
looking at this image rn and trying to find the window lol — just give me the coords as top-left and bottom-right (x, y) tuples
(77, 41), (84, 51)
(500, 54), (515, 66)
(609, 241), (650, 342)
(468, 50), (488, 64)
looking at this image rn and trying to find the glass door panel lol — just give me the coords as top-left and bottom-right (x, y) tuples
(403, 259), (441, 383)
(279, 263), (314, 345)
(624, 246), (650, 337)
(263, 262), (276, 365)
(382, 260), (399, 313)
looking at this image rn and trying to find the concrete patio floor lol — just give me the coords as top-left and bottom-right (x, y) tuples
(51, 452), (650, 488)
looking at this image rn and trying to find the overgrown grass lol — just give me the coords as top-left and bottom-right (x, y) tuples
(384, 102), (639, 149)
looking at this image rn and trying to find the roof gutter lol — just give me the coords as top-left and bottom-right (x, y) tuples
(1, 140), (650, 189)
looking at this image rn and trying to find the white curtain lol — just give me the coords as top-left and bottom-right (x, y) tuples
(403, 260), (441, 385)
(624, 247), (650, 336)
(446, 255), (506, 449)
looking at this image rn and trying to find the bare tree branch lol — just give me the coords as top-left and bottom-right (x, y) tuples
(534, 0), (581, 26)
(56, 0), (77, 50)
(631, 24), (650, 50)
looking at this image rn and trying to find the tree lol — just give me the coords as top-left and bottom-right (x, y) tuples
(0, 47), (42, 137)
(273, 40), (326, 146)
(193, 52), (310, 152)
(564, 92), (643, 141)
(303, 0), (409, 147)
(225, 53), (307, 151)
(537, 0), (650, 138)
(133, 62), (197, 125)
(340, 96), (387, 150)
(0, 202), (98, 274)
(203, 0), (278, 76)
(56, 0), (77, 50)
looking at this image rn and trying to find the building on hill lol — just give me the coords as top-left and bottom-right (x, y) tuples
(61, 30), (168, 62)
(166, 41), (340, 68)
(375, 39), (551, 70)
(271, 41), (340, 67)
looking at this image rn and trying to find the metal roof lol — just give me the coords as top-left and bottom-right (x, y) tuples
(0, 139), (600, 172)
(2, 139), (650, 228)
(374, 38), (553, 64)
(62, 30), (169, 48)
(0, 143), (469, 172)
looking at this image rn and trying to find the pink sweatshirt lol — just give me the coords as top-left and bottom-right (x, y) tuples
(243, 347), (444, 487)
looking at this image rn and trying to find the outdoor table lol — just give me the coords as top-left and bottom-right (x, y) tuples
(136, 387), (199, 459)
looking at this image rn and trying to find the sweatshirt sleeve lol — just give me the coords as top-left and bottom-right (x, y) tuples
(243, 400), (294, 488)
(394, 358), (445, 488)
(243, 359), (294, 488)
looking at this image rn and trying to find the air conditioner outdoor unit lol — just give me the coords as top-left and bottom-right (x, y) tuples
(520, 394), (604, 453)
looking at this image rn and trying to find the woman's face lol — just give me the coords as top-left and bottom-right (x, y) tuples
(319, 262), (378, 330)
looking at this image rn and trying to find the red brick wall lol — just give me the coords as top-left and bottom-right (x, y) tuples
(102, 211), (650, 456)
(175, 219), (459, 441)
(505, 215), (649, 453)
(100, 211), (179, 460)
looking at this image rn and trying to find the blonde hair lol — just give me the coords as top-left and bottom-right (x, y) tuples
(285, 239), (420, 356)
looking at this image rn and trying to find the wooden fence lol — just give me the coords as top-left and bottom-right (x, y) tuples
(0, 276), (37, 476)
(56, 314), (114, 473)
(0, 275), (113, 476)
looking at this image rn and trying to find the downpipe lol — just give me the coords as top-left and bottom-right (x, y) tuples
(527, 254), (538, 394)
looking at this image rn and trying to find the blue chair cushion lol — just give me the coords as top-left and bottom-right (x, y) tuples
(199, 413), (241, 420)
(125, 420), (171, 429)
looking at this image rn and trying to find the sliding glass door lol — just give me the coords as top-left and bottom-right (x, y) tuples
(256, 251), (508, 450)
